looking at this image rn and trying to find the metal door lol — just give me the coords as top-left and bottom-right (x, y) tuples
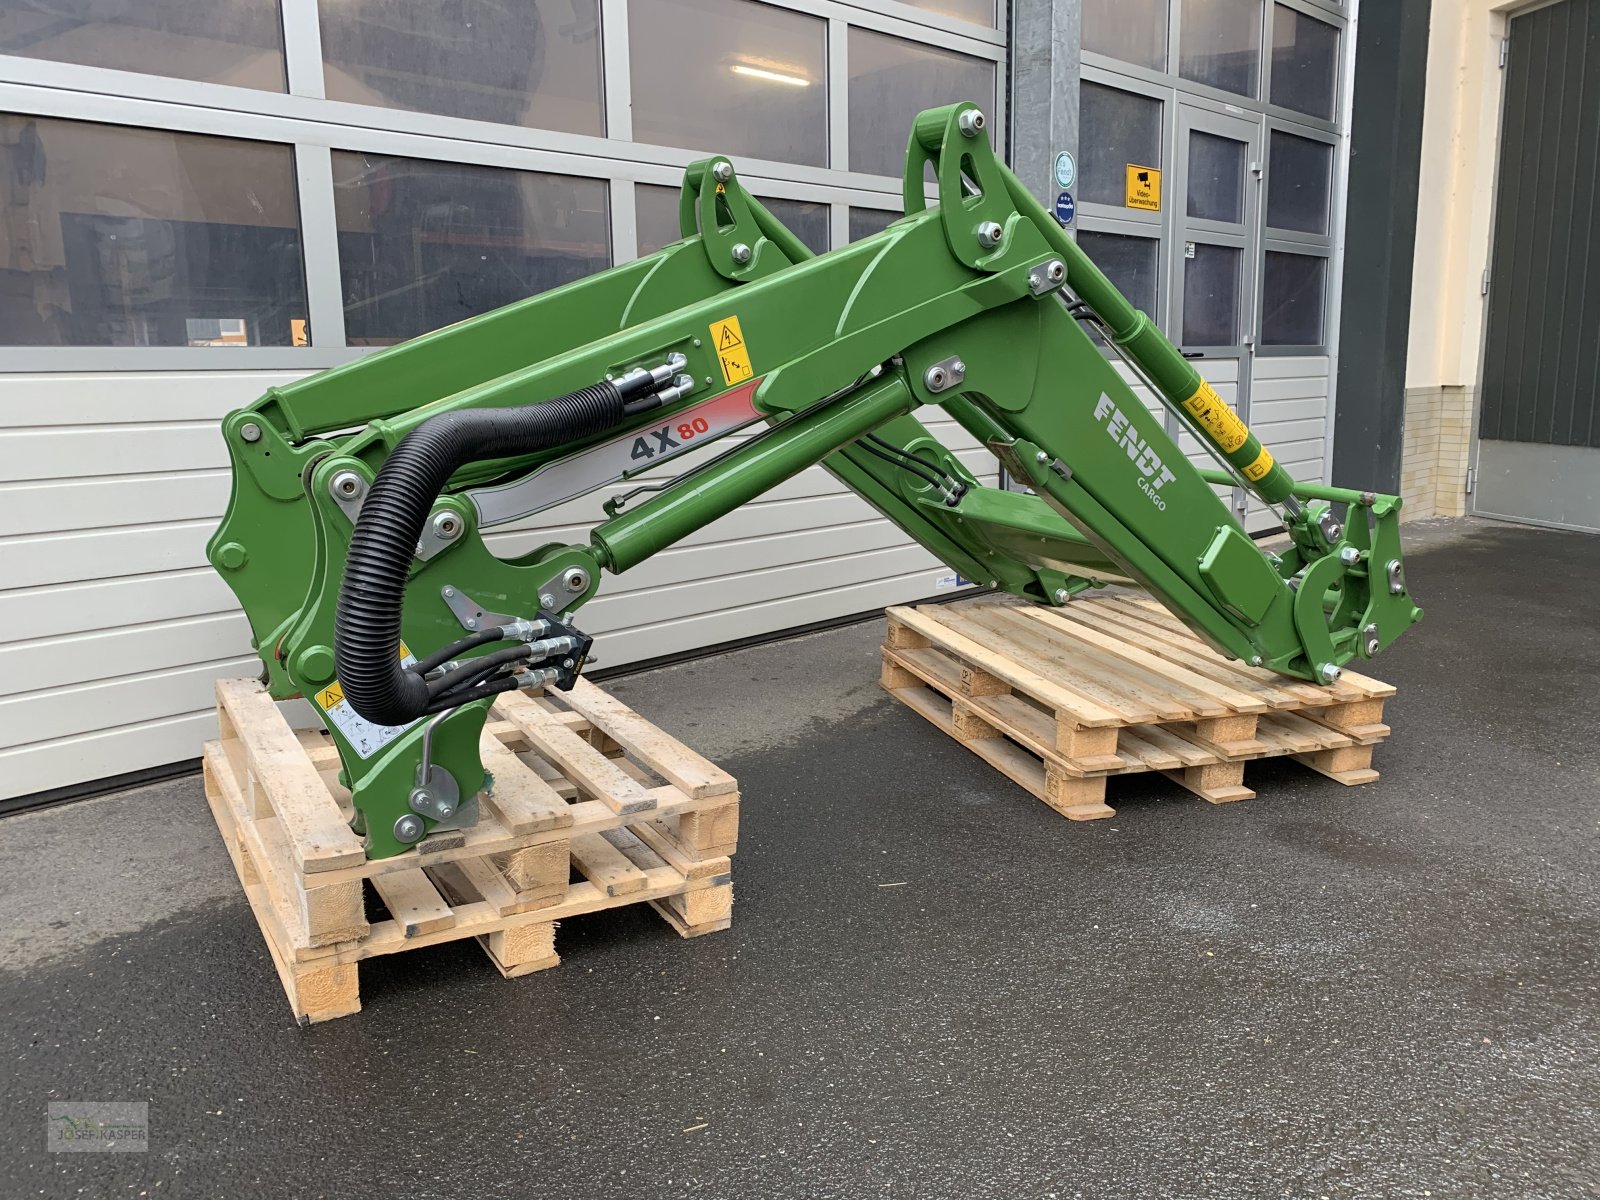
(1474, 0), (1600, 533)
(1174, 105), (1263, 523)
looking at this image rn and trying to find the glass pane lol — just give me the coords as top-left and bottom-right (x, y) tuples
(1078, 231), (1160, 345)
(631, 0), (826, 167)
(1079, 232), (1160, 315)
(1271, 6), (1339, 121)
(1083, 0), (1169, 70)
(333, 152), (608, 346)
(764, 197), (830, 257)
(636, 184), (829, 257)
(322, 0), (601, 135)
(0, 0), (285, 89)
(1182, 243), (1241, 346)
(1187, 131), (1247, 223)
(0, 116), (306, 347)
(1267, 131), (1333, 233)
(1080, 83), (1162, 207)
(1262, 251), (1326, 346)
(1180, 0), (1263, 99)
(849, 28), (997, 177)
(850, 208), (900, 241)
(894, 0), (995, 25)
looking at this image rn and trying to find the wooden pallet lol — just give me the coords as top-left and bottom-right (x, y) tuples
(882, 595), (1394, 820)
(203, 676), (739, 1024)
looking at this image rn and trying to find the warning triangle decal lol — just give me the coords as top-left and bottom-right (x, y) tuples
(717, 326), (743, 351)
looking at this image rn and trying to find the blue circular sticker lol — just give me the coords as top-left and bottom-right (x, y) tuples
(1055, 191), (1076, 226)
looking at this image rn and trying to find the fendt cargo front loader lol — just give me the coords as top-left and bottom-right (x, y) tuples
(209, 104), (1422, 860)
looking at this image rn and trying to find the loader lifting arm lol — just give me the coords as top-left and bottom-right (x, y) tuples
(208, 103), (1422, 859)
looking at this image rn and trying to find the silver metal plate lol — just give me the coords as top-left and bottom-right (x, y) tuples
(467, 382), (764, 528)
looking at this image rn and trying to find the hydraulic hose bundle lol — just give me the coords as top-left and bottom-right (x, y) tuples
(333, 361), (685, 726)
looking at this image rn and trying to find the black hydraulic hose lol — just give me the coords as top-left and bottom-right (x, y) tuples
(858, 441), (951, 492)
(334, 382), (628, 725)
(425, 643), (536, 699)
(866, 434), (963, 488)
(410, 627), (507, 676)
(423, 675), (522, 716)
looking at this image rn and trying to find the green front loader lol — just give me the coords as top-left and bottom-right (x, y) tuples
(207, 103), (1422, 860)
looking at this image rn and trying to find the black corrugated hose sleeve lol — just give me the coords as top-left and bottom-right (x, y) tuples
(334, 382), (626, 725)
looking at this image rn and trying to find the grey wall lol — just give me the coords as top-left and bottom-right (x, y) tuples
(1331, 0), (1432, 493)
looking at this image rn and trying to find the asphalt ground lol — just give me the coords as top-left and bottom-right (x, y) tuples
(0, 517), (1595, 1198)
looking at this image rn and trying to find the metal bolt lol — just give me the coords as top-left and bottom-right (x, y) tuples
(540, 593), (557, 610)
(239, 421), (262, 443)
(1250, 656), (1264, 667)
(1326, 523), (1343, 542)
(562, 567), (590, 594)
(1035, 451), (1050, 464)
(331, 470), (361, 498)
(443, 587), (456, 598)
(1053, 588), (1071, 604)
(562, 659), (575, 669)
(436, 801), (453, 818)
(1046, 260), (1065, 285)
(1362, 623), (1381, 656)
(1386, 560), (1405, 595)
(393, 813), (425, 844)
(925, 366), (947, 390)
(465, 618), (478, 630)
(1339, 546), (1360, 566)
(431, 511), (460, 540)
(712, 160), (733, 183)
(731, 242), (753, 264)
(692, 337), (702, 347)
(1318, 663), (1342, 684)
(957, 108), (986, 137)
(975, 221), (1004, 250)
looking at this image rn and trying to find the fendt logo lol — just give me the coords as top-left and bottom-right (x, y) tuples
(1094, 393), (1177, 510)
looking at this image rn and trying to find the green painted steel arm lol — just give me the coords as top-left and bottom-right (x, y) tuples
(208, 103), (1421, 859)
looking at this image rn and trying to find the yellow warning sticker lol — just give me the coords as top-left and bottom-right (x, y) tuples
(1242, 447), (1275, 482)
(1125, 164), (1162, 212)
(709, 315), (754, 387)
(1183, 379), (1250, 454)
(312, 642), (419, 759)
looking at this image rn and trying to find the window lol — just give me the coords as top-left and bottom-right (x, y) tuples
(1078, 231), (1160, 344)
(1083, 0), (1169, 71)
(850, 208), (900, 242)
(1187, 131), (1247, 223)
(631, 0), (826, 167)
(1270, 6), (1339, 121)
(894, 0), (995, 26)
(1180, 0), (1263, 99)
(1267, 131), (1333, 234)
(1182, 243), (1241, 346)
(0, 116), (306, 347)
(0, 0), (286, 89)
(1080, 84), (1162, 208)
(1261, 251), (1325, 345)
(634, 184), (829, 257)
(320, 0), (602, 135)
(332, 151), (608, 345)
(848, 28), (996, 177)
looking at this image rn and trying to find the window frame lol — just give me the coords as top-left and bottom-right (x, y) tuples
(0, 0), (1004, 368)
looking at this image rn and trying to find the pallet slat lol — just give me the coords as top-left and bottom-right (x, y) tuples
(883, 595), (1392, 822)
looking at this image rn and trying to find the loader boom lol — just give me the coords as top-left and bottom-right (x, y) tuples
(209, 104), (1422, 859)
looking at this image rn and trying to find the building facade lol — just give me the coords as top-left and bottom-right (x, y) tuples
(0, 0), (1360, 801)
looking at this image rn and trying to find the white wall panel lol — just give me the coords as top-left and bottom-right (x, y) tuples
(0, 369), (994, 799)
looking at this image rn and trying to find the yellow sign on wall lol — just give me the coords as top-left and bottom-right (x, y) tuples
(1125, 164), (1162, 212)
